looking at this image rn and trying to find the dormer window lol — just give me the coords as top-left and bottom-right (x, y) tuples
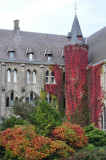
(29, 53), (33, 60)
(10, 51), (15, 59)
(67, 32), (71, 43)
(26, 47), (34, 61)
(44, 48), (53, 62)
(48, 55), (52, 61)
(7, 45), (15, 59)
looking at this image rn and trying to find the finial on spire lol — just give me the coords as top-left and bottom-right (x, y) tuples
(75, 0), (77, 15)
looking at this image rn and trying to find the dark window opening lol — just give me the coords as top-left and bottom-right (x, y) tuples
(63, 72), (65, 84)
(26, 97), (29, 102)
(30, 92), (33, 105)
(10, 91), (14, 106)
(51, 71), (55, 83)
(6, 97), (9, 107)
(53, 98), (56, 108)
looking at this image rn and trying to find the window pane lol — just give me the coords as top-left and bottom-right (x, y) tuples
(6, 97), (9, 107)
(51, 72), (55, 83)
(7, 69), (11, 82)
(46, 77), (48, 83)
(27, 71), (30, 83)
(30, 92), (33, 105)
(10, 52), (14, 59)
(46, 71), (49, 83)
(51, 77), (55, 83)
(29, 54), (33, 60)
(14, 70), (17, 82)
(33, 71), (36, 83)
(48, 55), (52, 61)
(11, 91), (14, 107)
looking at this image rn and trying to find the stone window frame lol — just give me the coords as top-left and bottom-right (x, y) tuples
(13, 69), (17, 83)
(33, 70), (36, 84)
(7, 68), (11, 82)
(27, 70), (30, 83)
(45, 70), (49, 84)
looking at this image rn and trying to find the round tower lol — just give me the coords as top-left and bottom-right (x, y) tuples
(64, 15), (88, 121)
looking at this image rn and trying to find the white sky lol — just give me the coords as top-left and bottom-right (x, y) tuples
(0, 0), (106, 37)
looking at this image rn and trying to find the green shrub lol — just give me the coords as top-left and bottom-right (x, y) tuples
(85, 124), (106, 146)
(84, 123), (95, 132)
(0, 116), (26, 131)
(70, 150), (105, 160)
(86, 144), (95, 151)
(29, 99), (62, 136)
(12, 97), (38, 120)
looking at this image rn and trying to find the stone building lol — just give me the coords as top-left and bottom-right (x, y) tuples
(0, 15), (106, 130)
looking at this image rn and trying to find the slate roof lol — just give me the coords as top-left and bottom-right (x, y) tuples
(67, 15), (85, 45)
(0, 29), (66, 65)
(0, 19), (106, 66)
(88, 27), (106, 65)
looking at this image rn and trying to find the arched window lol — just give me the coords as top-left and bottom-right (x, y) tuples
(51, 71), (55, 84)
(27, 70), (30, 83)
(30, 92), (33, 105)
(46, 93), (51, 103)
(15, 97), (18, 101)
(6, 96), (9, 107)
(10, 91), (14, 106)
(14, 69), (17, 82)
(33, 70), (36, 83)
(46, 71), (49, 84)
(26, 97), (29, 102)
(7, 69), (11, 82)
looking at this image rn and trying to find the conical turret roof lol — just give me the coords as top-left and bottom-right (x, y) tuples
(67, 15), (85, 45)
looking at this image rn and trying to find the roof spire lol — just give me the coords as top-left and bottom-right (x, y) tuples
(67, 14), (85, 45)
(75, 0), (77, 15)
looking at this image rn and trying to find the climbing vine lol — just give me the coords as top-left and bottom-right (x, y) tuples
(44, 64), (65, 116)
(88, 63), (104, 128)
(64, 45), (88, 121)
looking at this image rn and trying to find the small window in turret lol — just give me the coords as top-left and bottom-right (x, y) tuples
(79, 37), (81, 41)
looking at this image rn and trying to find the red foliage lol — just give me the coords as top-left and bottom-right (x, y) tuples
(88, 64), (104, 128)
(44, 64), (63, 96)
(51, 122), (88, 149)
(0, 125), (74, 159)
(64, 45), (88, 120)
(44, 64), (64, 109)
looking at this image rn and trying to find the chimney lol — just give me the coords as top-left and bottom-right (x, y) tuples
(14, 20), (20, 35)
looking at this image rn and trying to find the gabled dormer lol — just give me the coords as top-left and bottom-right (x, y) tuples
(7, 45), (15, 59)
(26, 46), (34, 60)
(44, 48), (53, 62)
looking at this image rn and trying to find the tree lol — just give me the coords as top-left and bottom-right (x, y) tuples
(29, 99), (62, 136)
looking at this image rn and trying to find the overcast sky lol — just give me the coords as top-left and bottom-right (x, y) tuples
(0, 0), (106, 37)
